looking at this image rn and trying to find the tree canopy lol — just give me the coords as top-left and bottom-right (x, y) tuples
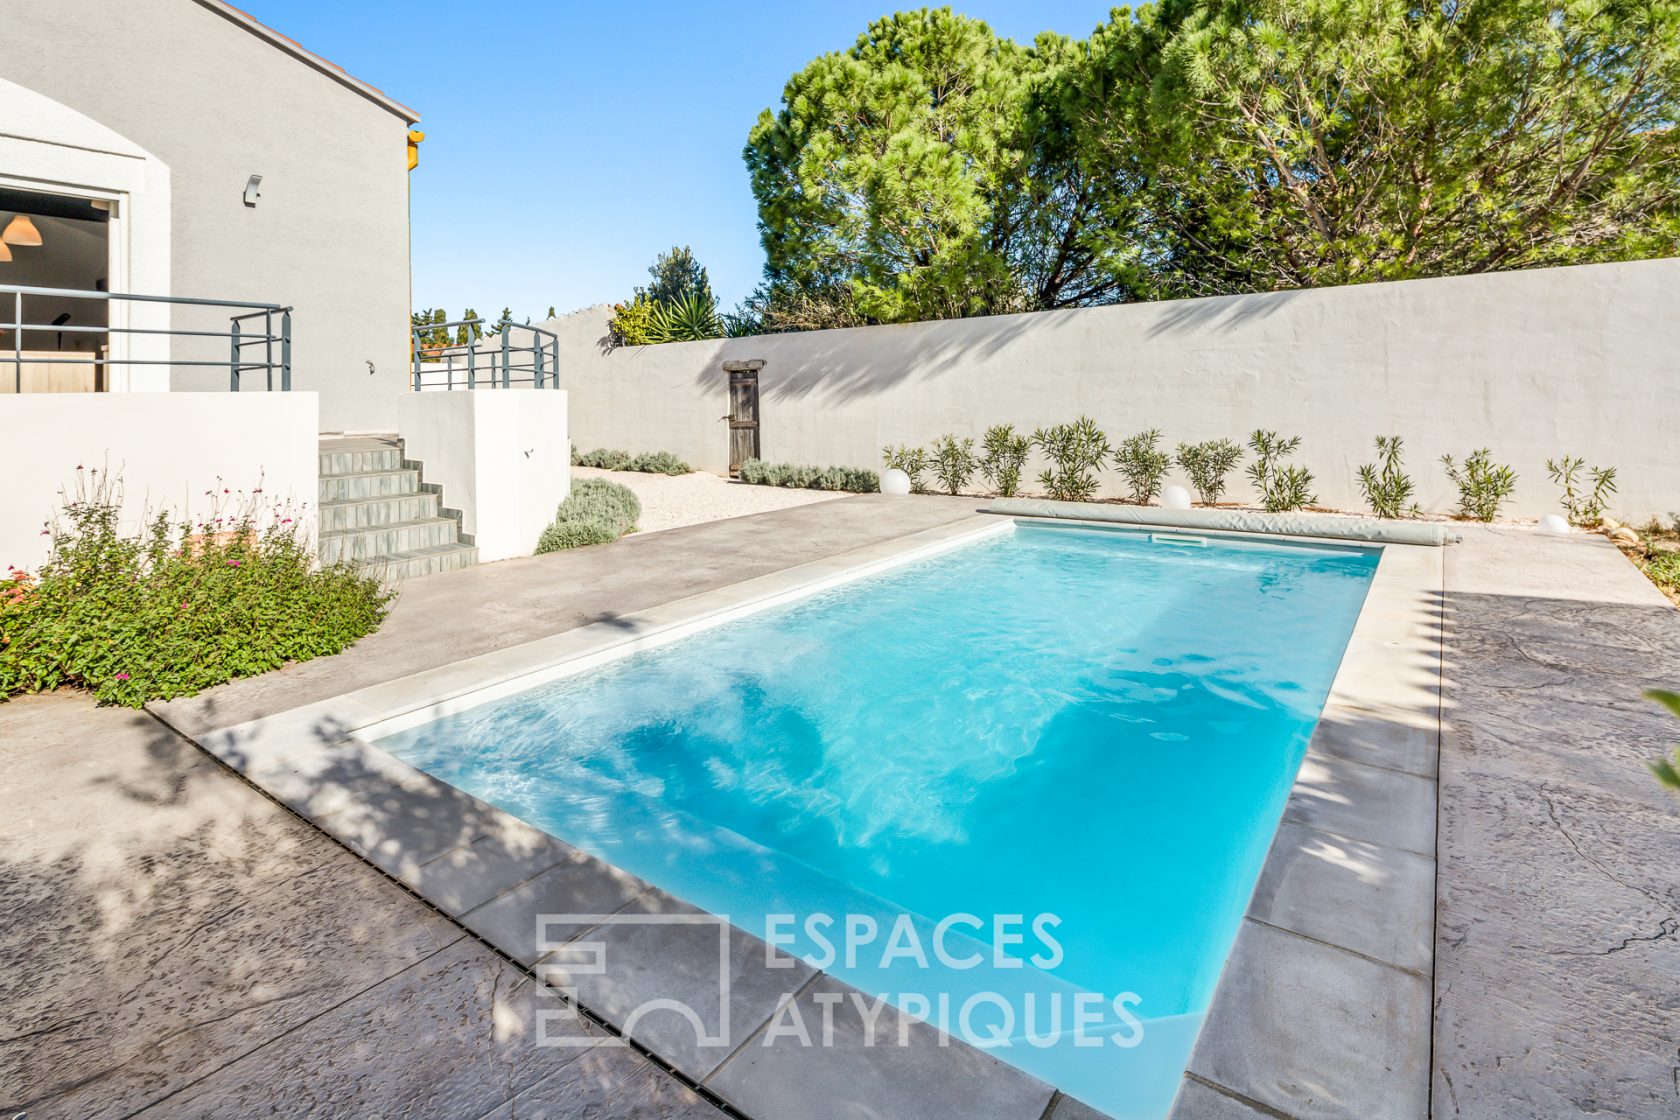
(742, 0), (1680, 326)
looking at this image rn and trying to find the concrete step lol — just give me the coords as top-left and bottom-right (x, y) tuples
(320, 517), (461, 565)
(319, 468), (420, 503)
(364, 542), (480, 580)
(320, 446), (405, 476)
(319, 492), (441, 533)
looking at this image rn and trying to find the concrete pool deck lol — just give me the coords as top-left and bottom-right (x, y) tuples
(6, 498), (1677, 1118)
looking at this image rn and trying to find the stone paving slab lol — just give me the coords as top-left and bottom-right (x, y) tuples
(1434, 527), (1680, 1120)
(0, 693), (727, 1120)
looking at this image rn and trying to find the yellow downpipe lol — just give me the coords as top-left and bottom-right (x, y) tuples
(407, 129), (425, 170)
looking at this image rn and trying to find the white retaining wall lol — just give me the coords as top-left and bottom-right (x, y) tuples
(548, 257), (1678, 521)
(396, 391), (570, 563)
(0, 392), (319, 571)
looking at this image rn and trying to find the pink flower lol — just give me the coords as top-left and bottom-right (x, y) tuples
(227, 559), (241, 567)
(115, 672), (130, 681)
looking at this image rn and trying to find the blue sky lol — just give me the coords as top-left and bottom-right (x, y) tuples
(239, 2), (1118, 320)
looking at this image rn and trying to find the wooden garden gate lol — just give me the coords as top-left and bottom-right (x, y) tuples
(723, 359), (762, 477)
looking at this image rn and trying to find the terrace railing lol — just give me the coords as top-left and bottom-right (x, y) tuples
(0, 283), (291, 393)
(411, 318), (560, 391)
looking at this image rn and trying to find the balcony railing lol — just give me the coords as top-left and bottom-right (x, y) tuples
(0, 283), (291, 393)
(411, 318), (560, 390)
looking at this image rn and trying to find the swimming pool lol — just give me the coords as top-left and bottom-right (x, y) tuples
(375, 521), (1378, 1118)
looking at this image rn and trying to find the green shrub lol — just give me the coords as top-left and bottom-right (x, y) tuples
(1033, 417), (1110, 502)
(1113, 429), (1171, 504)
(1357, 436), (1418, 519)
(881, 445), (930, 493)
(1441, 448), (1517, 522)
(627, 450), (693, 475)
(1176, 439), (1243, 505)
(645, 292), (724, 343)
(740, 458), (878, 492)
(980, 424), (1030, 497)
(535, 478), (640, 554)
(607, 292), (655, 348)
(1546, 455), (1617, 526)
(0, 471), (389, 708)
(574, 447), (633, 470)
(1246, 430), (1317, 512)
(1648, 689), (1680, 795)
(928, 434), (979, 495)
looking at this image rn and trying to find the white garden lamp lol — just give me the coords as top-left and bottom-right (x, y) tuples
(1161, 485), (1192, 510)
(881, 468), (912, 495)
(1538, 514), (1570, 535)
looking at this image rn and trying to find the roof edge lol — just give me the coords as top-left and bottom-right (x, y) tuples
(193, 1), (421, 124)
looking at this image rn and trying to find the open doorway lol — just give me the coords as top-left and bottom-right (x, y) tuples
(0, 185), (112, 392)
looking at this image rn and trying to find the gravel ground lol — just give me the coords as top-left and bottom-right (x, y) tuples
(571, 466), (848, 535)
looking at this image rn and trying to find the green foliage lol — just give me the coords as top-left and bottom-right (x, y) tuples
(1546, 455), (1618, 527)
(1647, 689), (1680, 796)
(646, 245), (715, 309)
(738, 459), (879, 492)
(572, 448), (693, 475)
(535, 479), (640, 554)
(645, 292), (724, 344)
(1357, 436), (1418, 519)
(1441, 448), (1517, 522)
(1033, 417), (1111, 502)
(1175, 439), (1243, 505)
(980, 424), (1031, 497)
(928, 435), (980, 495)
(746, 9), (1121, 325)
(882, 445), (930, 493)
(607, 293), (656, 348)
(1112, 429), (1172, 504)
(0, 471), (389, 707)
(1246, 431), (1317, 512)
(748, 1), (1680, 317)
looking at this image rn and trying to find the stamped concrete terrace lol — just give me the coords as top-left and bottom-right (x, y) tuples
(4, 498), (1678, 1119)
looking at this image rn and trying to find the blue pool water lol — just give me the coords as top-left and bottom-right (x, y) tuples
(377, 522), (1377, 1117)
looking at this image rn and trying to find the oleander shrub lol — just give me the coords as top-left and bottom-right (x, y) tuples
(0, 470), (389, 708)
(1175, 439), (1243, 505)
(1246, 430), (1317, 512)
(1545, 455), (1617, 527)
(929, 434), (979, 496)
(1441, 448), (1516, 522)
(1113, 429), (1172, 504)
(881, 445), (930, 493)
(1033, 417), (1110, 502)
(1357, 436), (1418, 519)
(739, 459), (879, 492)
(535, 478), (640, 553)
(980, 424), (1030, 497)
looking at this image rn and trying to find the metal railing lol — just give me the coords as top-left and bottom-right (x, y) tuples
(411, 317), (560, 390)
(0, 283), (291, 393)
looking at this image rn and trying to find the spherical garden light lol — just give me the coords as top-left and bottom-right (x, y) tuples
(1538, 513), (1570, 535)
(1160, 484), (1192, 510)
(880, 468), (912, 496)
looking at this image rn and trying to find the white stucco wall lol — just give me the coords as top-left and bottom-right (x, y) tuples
(0, 0), (415, 431)
(0, 393), (319, 572)
(396, 392), (570, 563)
(551, 258), (1679, 521)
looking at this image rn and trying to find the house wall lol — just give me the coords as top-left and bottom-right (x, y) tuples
(550, 257), (1679, 521)
(0, 393), (319, 572)
(0, 0), (414, 431)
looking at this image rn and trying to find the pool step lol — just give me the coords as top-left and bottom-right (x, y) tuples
(318, 436), (477, 579)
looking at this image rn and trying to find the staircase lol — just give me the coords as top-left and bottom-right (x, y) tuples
(318, 436), (478, 579)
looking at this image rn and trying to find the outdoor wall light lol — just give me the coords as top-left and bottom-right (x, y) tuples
(244, 174), (263, 207)
(2, 215), (42, 246)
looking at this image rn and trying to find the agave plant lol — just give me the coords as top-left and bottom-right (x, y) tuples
(645, 292), (723, 343)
